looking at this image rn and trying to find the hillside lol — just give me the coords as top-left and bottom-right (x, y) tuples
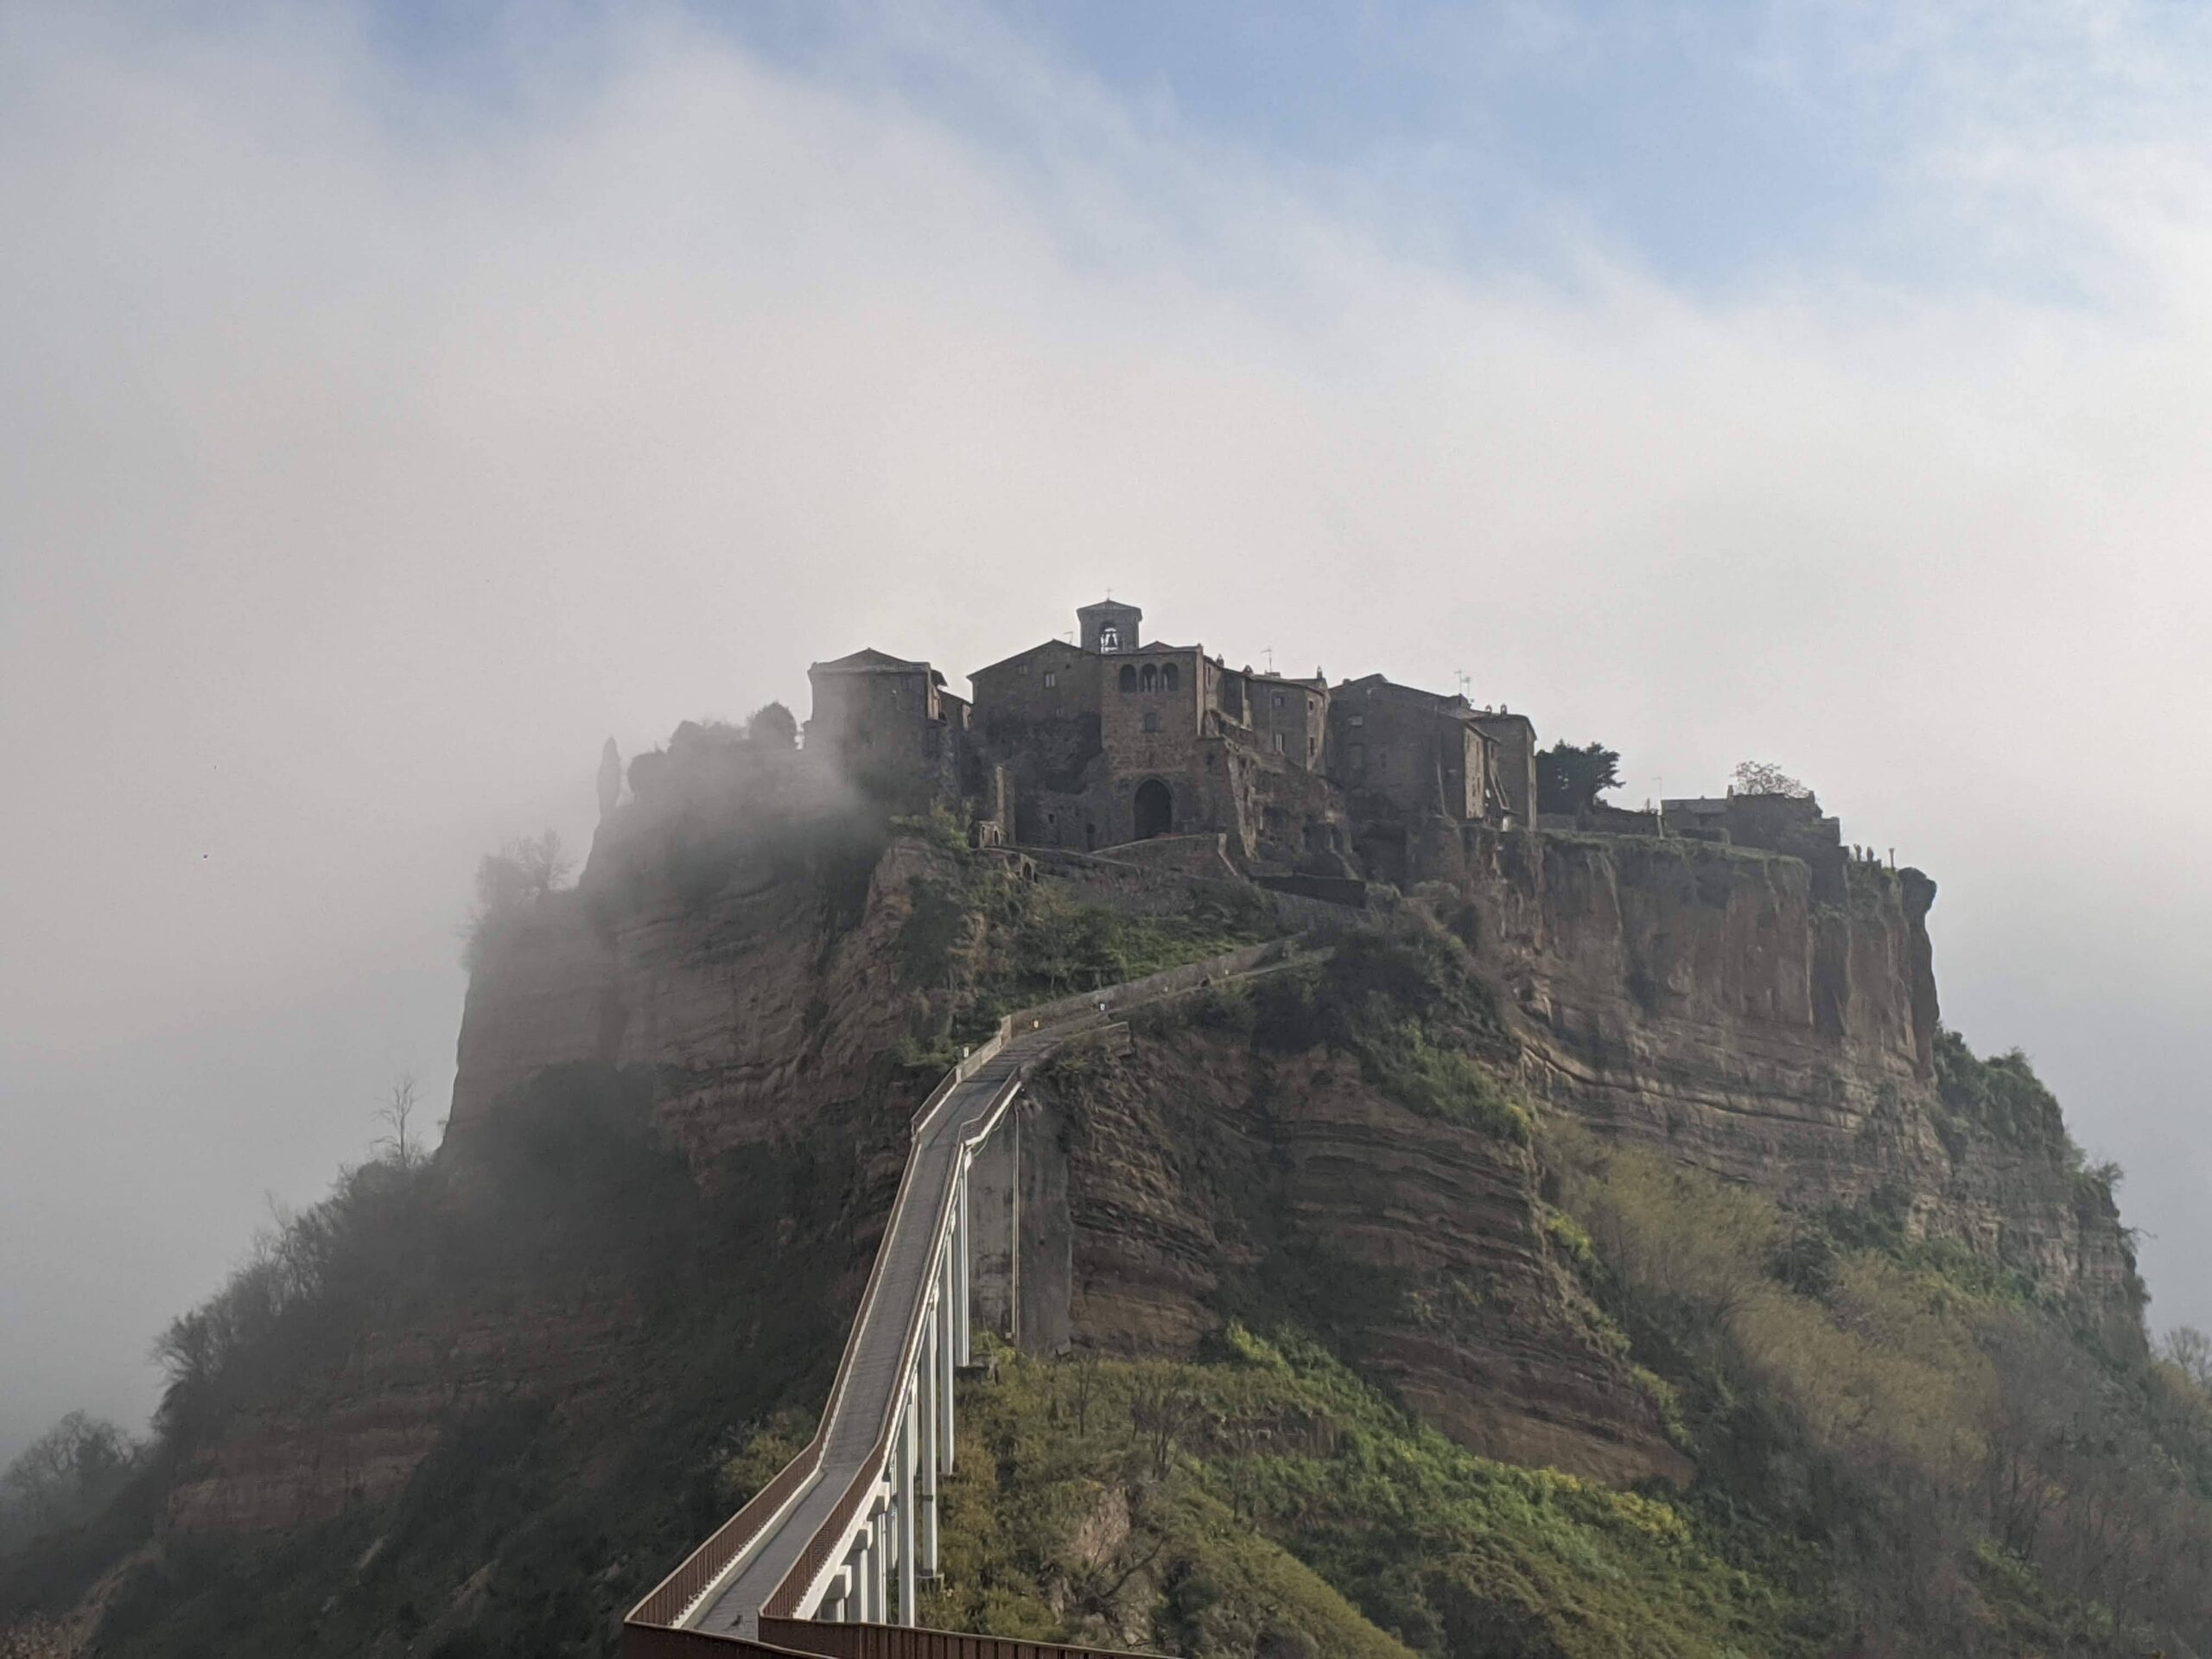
(3, 734), (2204, 1659)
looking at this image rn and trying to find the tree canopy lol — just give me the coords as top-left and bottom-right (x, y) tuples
(748, 702), (798, 751)
(1536, 741), (1622, 815)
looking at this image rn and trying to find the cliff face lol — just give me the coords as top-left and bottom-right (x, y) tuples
(451, 753), (931, 1164)
(1459, 830), (2139, 1338)
(440, 794), (2139, 1491)
(1039, 1031), (1689, 1486)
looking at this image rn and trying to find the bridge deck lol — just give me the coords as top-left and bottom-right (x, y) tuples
(696, 1017), (1085, 1639)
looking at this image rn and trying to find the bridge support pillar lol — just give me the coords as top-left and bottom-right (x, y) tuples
(918, 1307), (940, 1577)
(896, 1389), (918, 1624)
(954, 1163), (972, 1366)
(938, 1253), (957, 1472)
(842, 1540), (868, 1623)
(866, 1506), (887, 1624)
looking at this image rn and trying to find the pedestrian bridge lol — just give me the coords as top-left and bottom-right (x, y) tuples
(622, 940), (1306, 1659)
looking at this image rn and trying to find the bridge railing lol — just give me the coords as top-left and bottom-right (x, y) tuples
(760, 1617), (1165, 1659)
(628, 937), (1313, 1647)
(626, 1027), (1014, 1630)
(764, 1066), (1024, 1619)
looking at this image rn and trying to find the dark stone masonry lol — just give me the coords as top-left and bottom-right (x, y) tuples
(803, 597), (1550, 887)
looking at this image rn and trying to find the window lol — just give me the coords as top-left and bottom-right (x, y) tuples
(1141, 664), (1158, 692)
(1142, 711), (1160, 733)
(1308, 736), (1318, 759)
(1043, 671), (1057, 689)
(1349, 714), (1363, 728)
(1273, 692), (1283, 709)
(1274, 733), (1286, 753)
(1119, 664), (1137, 693)
(1162, 662), (1179, 691)
(1100, 625), (1121, 652)
(1351, 744), (1365, 773)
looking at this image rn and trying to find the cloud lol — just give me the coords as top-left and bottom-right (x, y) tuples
(3, 0), (2209, 1454)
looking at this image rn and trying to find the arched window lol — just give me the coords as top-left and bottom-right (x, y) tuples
(1100, 626), (1121, 652)
(1162, 662), (1179, 691)
(1142, 711), (1160, 733)
(1118, 664), (1137, 693)
(1140, 664), (1158, 692)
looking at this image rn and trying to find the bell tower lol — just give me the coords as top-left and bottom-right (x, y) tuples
(1076, 598), (1142, 655)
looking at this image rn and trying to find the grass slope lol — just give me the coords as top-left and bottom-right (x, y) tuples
(927, 1330), (1804, 1659)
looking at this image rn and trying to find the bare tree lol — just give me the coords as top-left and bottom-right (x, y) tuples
(2161, 1325), (2212, 1392)
(1732, 760), (1812, 798)
(462, 829), (574, 969)
(3, 1412), (135, 1532)
(375, 1072), (423, 1166)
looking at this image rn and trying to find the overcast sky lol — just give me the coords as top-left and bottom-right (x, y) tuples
(4, 0), (2209, 1462)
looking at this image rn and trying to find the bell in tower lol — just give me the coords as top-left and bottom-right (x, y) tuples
(1076, 598), (1143, 654)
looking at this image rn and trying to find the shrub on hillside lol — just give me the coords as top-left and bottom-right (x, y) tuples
(1546, 1120), (2212, 1656)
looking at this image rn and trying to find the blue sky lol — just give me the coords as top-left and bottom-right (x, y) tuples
(357, 0), (2205, 300)
(5, 0), (2212, 1458)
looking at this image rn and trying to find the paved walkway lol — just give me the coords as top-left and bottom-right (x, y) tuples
(696, 1016), (1087, 1638)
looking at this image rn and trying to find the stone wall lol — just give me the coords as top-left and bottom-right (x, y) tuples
(1246, 676), (1329, 771)
(970, 641), (1097, 736)
(1328, 681), (1485, 823)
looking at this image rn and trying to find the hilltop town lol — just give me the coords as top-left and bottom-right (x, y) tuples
(756, 595), (1855, 896)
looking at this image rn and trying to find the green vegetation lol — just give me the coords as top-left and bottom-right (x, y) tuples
(892, 844), (1281, 1062)
(1933, 1027), (2075, 1160)
(1546, 1122), (2212, 1656)
(1535, 741), (1622, 816)
(930, 1328), (1807, 1659)
(1244, 923), (1529, 1142)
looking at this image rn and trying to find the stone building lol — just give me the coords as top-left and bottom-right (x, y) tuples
(802, 600), (1530, 880)
(805, 649), (970, 807)
(1326, 675), (1532, 827)
(962, 600), (1352, 867)
(1470, 709), (1538, 828)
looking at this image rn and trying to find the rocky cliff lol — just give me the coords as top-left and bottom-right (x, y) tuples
(1456, 830), (2140, 1341)
(441, 785), (2140, 1487)
(451, 745), (933, 1164)
(1035, 1027), (1690, 1486)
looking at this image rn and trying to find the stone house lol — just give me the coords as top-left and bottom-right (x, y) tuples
(803, 600), (1527, 879)
(1327, 675), (1515, 826)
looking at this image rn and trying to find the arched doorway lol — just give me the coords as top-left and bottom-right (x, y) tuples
(1134, 779), (1173, 840)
